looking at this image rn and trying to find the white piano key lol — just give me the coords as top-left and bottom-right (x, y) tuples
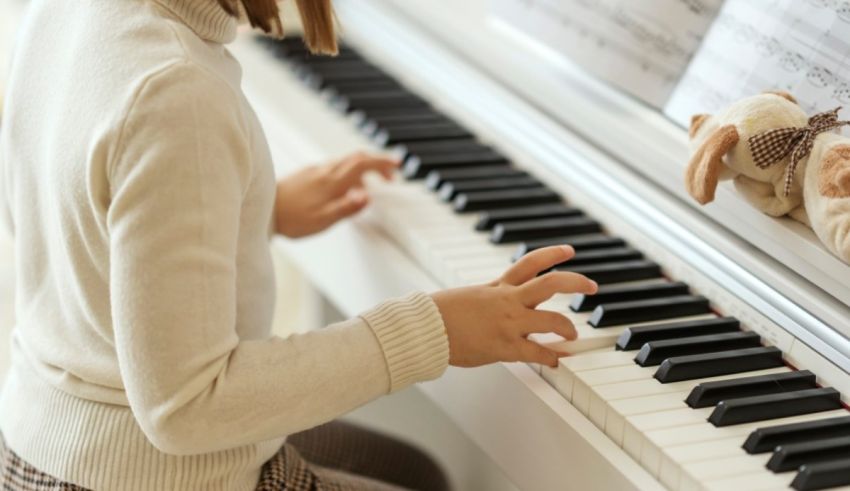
(596, 368), (790, 445)
(531, 328), (623, 358)
(701, 471), (792, 491)
(622, 407), (714, 460)
(556, 349), (636, 372)
(679, 454), (769, 489)
(602, 391), (689, 444)
(593, 367), (788, 404)
(640, 409), (848, 481)
(678, 410), (849, 486)
(574, 364), (648, 411)
(658, 436), (745, 489)
(536, 313), (720, 359)
(578, 364), (657, 390)
(644, 408), (847, 451)
(538, 349), (635, 402)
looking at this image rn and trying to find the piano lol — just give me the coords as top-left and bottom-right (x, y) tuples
(230, 1), (850, 489)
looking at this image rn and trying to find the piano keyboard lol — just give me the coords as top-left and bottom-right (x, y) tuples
(256, 36), (850, 491)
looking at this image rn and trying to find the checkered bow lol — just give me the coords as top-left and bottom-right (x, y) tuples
(748, 106), (850, 196)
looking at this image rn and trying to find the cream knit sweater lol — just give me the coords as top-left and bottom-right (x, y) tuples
(0, 0), (449, 489)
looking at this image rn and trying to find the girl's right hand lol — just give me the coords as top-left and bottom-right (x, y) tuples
(430, 246), (598, 369)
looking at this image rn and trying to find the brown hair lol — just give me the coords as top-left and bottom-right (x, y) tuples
(216, 0), (338, 55)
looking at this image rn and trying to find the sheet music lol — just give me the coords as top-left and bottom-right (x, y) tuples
(490, 0), (723, 107)
(665, 0), (850, 127)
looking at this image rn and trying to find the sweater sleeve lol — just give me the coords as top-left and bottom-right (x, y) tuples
(107, 61), (448, 456)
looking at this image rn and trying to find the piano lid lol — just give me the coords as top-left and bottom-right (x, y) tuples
(336, 0), (850, 311)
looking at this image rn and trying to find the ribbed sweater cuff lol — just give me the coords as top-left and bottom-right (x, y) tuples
(360, 292), (449, 393)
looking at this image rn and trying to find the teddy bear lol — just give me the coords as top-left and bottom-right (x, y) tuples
(685, 91), (850, 264)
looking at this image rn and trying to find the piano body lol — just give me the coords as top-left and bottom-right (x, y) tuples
(231, 1), (850, 489)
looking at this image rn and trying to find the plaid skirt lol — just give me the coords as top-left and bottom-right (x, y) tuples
(0, 421), (442, 490)
(0, 440), (321, 491)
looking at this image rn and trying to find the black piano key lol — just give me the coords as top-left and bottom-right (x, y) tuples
(654, 346), (783, 384)
(589, 295), (711, 328)
(331, 92), (429, 113)
(768, 433), (850, 472)
(453, 188), (561, 212)
(560, 247), (643, 267)
(375, 123), (471, 146)
(426, 166), (523, 191)
(709, 387), (842, 428)
(355, 109), (447, 128)
(297, 57), (372, 69)
(616, 317), (741, 351)
(403, 151), (508, 179)
(792, 458), (850, 491)
(571, 281), (689, 312)
(322, 79), (402, 99)
(439, 176), (543, 201)
(396, 139), (489, 159)
(512, 235), (627, 260)
(490, 217), (601, 244)
(688, 370), (818, 409)
(635, 331), (761, 367)
(302, 69), (390, 89)
(363, 115), (453, 138)
(295, 61), (382, 79)
(295, 54), (367, 69)
(555, 260), (662, 285)
(475, 204), (583, 231)
(375, 117), (464, 133)
(356, 110), (447, 129)
(744, 415), (850, 454)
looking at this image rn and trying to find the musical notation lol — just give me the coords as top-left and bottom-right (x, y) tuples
(490, 0), (723, 107)
(665, 0), (850, 127)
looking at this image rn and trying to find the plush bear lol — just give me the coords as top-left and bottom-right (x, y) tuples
(685, 91), (850, 263)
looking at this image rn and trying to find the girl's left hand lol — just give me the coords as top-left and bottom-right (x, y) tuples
(274, 152), (398, 238)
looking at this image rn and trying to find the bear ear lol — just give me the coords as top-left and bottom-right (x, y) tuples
(689, 114), (711, 139)
(763, 90), (798, 104)
(685, 124), (739, 205)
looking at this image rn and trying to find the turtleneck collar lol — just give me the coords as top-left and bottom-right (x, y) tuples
(152, 0), (239, 44)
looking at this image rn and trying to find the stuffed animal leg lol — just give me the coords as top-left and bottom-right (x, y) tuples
(805, 133), (850, 262)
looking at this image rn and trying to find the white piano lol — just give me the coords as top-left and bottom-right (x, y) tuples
(231, 1), (850, 489)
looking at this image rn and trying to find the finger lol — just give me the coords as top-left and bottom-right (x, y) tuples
(519, 271), (598, 307)
(523, 310), (578, 340)
(514, 340), (564, 368)
(321, 189), (370, 224)
(500, 245), (575, 286)
(333, 154), (399, 192)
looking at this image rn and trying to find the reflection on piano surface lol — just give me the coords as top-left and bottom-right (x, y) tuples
(234, 1), (850, 489)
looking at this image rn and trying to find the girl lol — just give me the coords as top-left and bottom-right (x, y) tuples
(0, 0), (596, 489)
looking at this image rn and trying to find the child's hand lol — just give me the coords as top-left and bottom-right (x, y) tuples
(431, 246), (598, 368)
(274, 152), (398, 238)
